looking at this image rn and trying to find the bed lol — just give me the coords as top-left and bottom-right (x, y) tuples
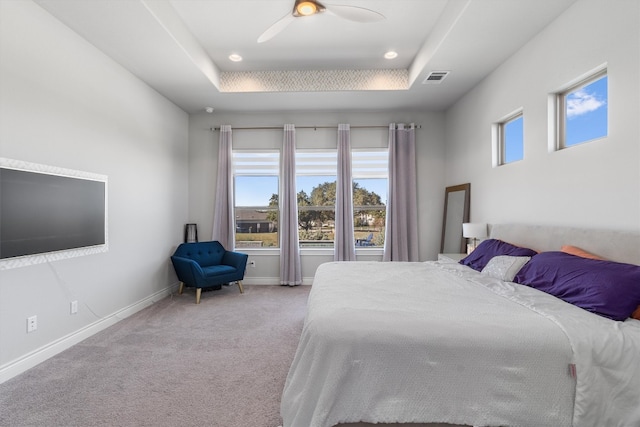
(280, 224), (640, 427)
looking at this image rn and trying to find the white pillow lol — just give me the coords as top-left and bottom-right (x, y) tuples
(481, 255), (531, 282)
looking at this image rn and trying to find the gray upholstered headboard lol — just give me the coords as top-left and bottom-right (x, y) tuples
(489, 224), (640, 266)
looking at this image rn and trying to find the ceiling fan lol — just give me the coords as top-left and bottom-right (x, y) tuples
(257, 0), (385, 43)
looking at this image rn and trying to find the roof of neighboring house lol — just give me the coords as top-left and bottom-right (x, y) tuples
(235, 209), (270, 222)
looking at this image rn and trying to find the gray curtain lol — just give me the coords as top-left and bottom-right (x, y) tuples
(280, 124), (302, 286)
(334, 124), (356, 261)
(383, 123), (419, 262)
(211, 124), (235, 249)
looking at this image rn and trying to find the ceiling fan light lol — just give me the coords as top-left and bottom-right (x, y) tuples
(296, 1), (317, 16)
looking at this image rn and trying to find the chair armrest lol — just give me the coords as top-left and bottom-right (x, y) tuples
(222, 250), (249, 275)
(171, 255), (205, 286)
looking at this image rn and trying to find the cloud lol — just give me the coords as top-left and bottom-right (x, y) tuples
(566, 89), (606, 119)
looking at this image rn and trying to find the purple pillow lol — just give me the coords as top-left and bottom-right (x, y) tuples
(459, 239), (538, 271)
(514, 251), (640, 321)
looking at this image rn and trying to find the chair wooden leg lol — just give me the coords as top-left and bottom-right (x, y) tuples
(178, 282), (184, 295)
(195, 288), (202, 304)
(237, 280), (244, 294)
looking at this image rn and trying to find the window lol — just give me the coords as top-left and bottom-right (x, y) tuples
(503, 115), (524, 164)
(296, 151), (337, 248)
(493, 111), (524, 166)
(352, 150), (388, 247)
(232, 151), (279, 248)
(295, 149), (388, 248)
(557, 69), (608, 148)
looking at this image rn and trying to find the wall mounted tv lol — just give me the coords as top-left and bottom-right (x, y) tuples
(0, 158), (108, 266)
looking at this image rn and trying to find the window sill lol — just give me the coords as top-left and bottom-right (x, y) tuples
(234, 247), (384, 256)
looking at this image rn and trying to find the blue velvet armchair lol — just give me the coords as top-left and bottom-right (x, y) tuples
(171, 241), (248, 304)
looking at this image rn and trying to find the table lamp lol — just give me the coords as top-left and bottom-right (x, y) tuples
(462, 223), (487, 253)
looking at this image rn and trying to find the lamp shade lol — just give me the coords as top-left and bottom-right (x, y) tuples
(462, 223), (487, 239)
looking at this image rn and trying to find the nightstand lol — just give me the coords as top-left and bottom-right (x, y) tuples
(437, 253), (467, 263)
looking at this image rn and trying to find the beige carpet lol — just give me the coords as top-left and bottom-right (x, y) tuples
(0, 285), (310, 427)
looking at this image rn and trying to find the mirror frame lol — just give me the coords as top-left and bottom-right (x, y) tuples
(440, 183), (471, 254)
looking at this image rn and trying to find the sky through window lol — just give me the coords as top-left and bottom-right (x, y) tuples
(564, 75), (607, 146)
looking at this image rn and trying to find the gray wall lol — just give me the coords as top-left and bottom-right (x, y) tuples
(188, 111), (446, 283)
(0, 1), (189, 379)
(444, 0), (640, 231)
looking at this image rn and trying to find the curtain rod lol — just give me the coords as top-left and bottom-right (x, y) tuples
(209, 124), (421, 131)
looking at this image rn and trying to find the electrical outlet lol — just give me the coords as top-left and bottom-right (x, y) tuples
(27, 315), (37, 333)
(249, 260), (256, 268)
(70, 300), (78, 314)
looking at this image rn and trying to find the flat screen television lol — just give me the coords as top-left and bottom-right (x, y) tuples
(0, 158), (107, 266)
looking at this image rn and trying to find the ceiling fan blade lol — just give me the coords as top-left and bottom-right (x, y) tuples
(325, 4), (385, 23)
(258, 13), (296, 43)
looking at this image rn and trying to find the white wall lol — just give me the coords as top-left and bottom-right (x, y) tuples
(444, 0), (640, 231)
(0, 0), (189, 380)
(5, 0), (633, 384)
(188, 110), (446, 283)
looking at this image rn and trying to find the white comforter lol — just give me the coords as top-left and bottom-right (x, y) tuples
(281, 261), (640, 427)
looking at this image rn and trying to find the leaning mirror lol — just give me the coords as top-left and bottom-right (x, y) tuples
(440, 183), (470, 254)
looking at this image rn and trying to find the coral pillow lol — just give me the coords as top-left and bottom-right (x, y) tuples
(514, 251), (640, 321)
(561, 245), (606, 260)
(460, 239), (538, 271)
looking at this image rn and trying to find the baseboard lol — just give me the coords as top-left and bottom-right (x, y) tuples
(0, 284), (178, 384)
(242, 277), (313, 285)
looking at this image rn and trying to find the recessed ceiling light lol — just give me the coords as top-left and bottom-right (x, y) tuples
(384, 51), (398, 60)
(229, 54), (243, 62)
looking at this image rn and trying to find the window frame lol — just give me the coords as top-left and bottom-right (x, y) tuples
(553, 67), (608, 150)
(232, 150), (280, 249)
(294, 148), (389, 250)
(492, 109), (524, 167)
(295, 150), (338, 249)
(352, 149), (388, 249)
